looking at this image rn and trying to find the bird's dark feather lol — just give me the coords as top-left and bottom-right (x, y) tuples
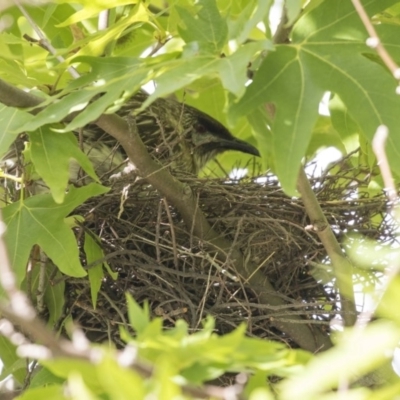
(86, 90), (259, 176)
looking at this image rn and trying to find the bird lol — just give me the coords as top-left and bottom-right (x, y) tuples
(83, 90), (260, 180)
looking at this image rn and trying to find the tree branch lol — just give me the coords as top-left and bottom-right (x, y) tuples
(297, 169), (356, 326)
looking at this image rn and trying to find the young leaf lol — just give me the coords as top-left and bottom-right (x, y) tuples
(96, 356), (145, 399)
(126, 293), (150, 335)
(280, 321), (400, 399)
(15, 385), (65, 400)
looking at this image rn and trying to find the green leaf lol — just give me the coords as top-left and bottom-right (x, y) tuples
(14, 55), (149, 134)
(29, 126), (99, 203)
(146, 56), (219, 103)
(329, 95), (378, 173)
(3, 184), (109, 286)
(0, 30), (50, 85)
(126, 294), (150, 335)
(377, 276), (400, 325)
(280, 321), (400, 399)
(0, 336), (26, 384)
(44, 271), (66, 328)
(177, 0), (228, 54)
(245, 370), (272, 398)
(153, 356), (181, 400)
(62, 56), (151, 131)
(17, 91), (92, 133)
(227, 0), (272, 44)
(0, 104), (35, 157)
(286, 0), (303, 25)
(15, 385), (65, 400)
(29, 366), (65, 389)
(329, 95), (360, 142)
(0, 58), (42, 88)
(11, 4), (75, 48)
(145, 40), (270, 105)
(68, 373), (99, 400)
(113, 25), (157, 58)
(55, 0), (143, 27)
(42, 358), (101, 392)
(20, 264), (65, 327)
(62, 2), (152, 59)
(96, 356), (145, 399)
(307, 115), (346, 157)
(248, 387), (275, 400)
(230, 0), (400, 194)
(85, 233), (104, 309)
(218, 41), (273, 97)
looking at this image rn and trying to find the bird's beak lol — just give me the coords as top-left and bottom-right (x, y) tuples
(217, 138), (260, 157)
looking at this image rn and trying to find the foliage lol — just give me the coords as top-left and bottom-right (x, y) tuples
(0, 0), (400, 399)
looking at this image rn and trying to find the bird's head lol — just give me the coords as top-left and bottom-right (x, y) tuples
(182, 105), (260, 174)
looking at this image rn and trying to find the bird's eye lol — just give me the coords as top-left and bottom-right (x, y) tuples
(195, 124), (207, 134)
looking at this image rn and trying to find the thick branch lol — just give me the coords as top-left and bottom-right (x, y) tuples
(0, 79), (44, 108)
(0, 79), (331, 352)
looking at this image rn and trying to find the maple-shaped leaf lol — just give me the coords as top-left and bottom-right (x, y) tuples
(0, 104), (34, 157)
(177, 0), (228, 54)
(231, 0), (400, 194)
(143, 40), (271, 107)
(3, 183), (109, 287)
(29, 126), (99, 204)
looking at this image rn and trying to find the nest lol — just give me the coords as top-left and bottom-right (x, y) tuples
(64, 165), (392, 347)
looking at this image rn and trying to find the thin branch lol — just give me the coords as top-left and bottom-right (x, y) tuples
(273, 5), (291, 44)
(13, 0), (80, 79)
(352, 0), (400, 82)
(372, 125), (397, 204)
(36, 253), (47, 314)
(98, 10), (110, 31)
